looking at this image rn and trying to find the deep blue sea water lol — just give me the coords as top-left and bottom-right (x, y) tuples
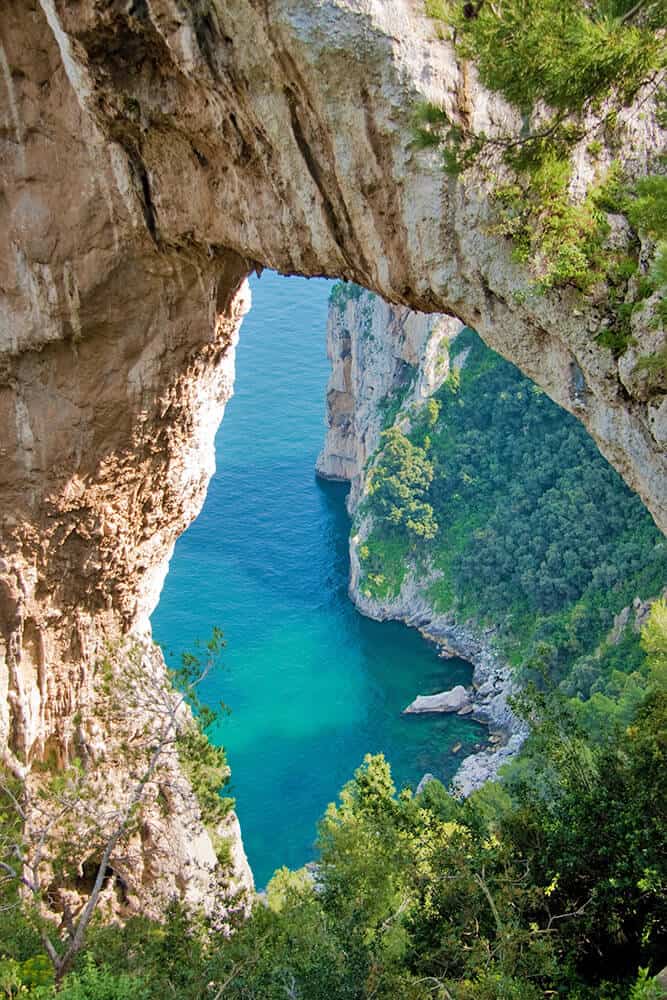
(152, 272), (486, 887)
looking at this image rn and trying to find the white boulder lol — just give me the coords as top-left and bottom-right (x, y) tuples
(403, 685), (471, 714)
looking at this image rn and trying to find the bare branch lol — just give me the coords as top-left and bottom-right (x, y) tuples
(545, 897), (593, 932)
(0, 634), (228, 983)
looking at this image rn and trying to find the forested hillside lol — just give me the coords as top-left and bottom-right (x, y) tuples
(358, 327), (666, 737)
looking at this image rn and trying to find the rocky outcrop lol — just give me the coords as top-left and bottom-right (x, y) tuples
(1, 0), (665, 912)
(452, 733), (528, 798)
(0, 0), (254, 912)
(403, 685), (471, 714)
(3, 0), (664, 529)
(316, 287), (463, 506)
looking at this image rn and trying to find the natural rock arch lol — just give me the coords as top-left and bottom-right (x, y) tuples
(0, 0), (664, 909)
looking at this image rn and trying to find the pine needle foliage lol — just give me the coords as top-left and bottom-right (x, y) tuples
(453, 0), (665, 114)
(430, 0), (665, 117)
(417, 0), (667, 312)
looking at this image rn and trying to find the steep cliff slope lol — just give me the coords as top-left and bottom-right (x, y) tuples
(318, 289), (528, 791)
(0, 0), (664, 909)
(0, 1), (255, 913)
(4, 1), (665, 524)
(319, 285), (666, 791)
(316, 284), (463, 504)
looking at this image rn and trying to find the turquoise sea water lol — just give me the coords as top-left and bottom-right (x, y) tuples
(152, 272), (486, 888)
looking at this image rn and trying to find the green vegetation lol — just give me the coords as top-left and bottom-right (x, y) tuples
(366, 427), (438, 540)
(0, 634), (234, 986)
(2, 605), (665, 996)
(377, 363), (418, 428)
(416, 1), (666, 337)
(176, 724), (233, 843)
(329, 282), (366, 311)
(171, 628), (234, 839)
(419, 0), (665, 163)
(491, 158), (613, 292)
(626, 173), (667, 335)
(359, 328), (667, 735)
(439, 0), (664, 118)
(358, 533), (409, 600)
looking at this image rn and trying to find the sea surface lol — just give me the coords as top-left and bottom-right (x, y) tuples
(152, 271), (486, 887)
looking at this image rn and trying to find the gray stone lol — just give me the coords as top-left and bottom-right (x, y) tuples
(416, 773), (435, 795)
(403, 685), (471, 714)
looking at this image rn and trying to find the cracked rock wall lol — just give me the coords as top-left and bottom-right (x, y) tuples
(0, 0), (254, 915)
(30, 0), (665, 532)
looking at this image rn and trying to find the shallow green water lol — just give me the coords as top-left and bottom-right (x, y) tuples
(152, 272), (486, 887)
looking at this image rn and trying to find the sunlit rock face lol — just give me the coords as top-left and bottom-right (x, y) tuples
(0, 0), (254, 914)
(0, 0), (664, 911)
(316, 287), (463, 505)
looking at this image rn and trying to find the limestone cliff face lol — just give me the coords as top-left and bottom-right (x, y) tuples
(0, 0), (665, 912)
(316, 288), (462, 507)
(4, 0), (664, 528)
(0, 0), (254, 913)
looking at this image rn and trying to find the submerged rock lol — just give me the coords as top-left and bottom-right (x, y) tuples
(416, 773), (436, 795)
(403, 685), (471, 714)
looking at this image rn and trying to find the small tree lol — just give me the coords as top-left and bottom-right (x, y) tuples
(0, 630), (230, 984)
(366, 428), (438, 540)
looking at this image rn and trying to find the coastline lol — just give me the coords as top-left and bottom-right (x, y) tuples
(347, 537), (529, 797)
(315, 286), (529, 798)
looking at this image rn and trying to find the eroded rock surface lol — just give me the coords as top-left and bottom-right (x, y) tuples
(14, 0), (664, 531)
(0, 0), (255, 915)
(0, 0), (664, 911)
(316, 288), (462, 504)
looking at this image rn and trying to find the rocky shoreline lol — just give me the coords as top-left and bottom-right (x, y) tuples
(316, 286), (529, 798)
(348, 546), (529, 797)
(417, 619), (528, 797)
